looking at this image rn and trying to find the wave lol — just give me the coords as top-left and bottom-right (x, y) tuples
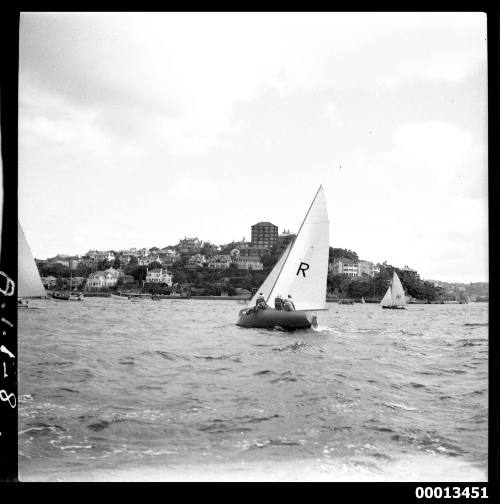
(193, 354), (241, 361)
(19, 423), (67, 436)
(383, 402), (417, 411)
(272, 342), (307, 352)
(269, 371), (299, 384)
(35, 361), (74, 367)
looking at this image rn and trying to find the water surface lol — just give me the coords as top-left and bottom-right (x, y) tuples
(18, 299), (488, 481)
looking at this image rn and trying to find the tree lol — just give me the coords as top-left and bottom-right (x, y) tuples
(147, 261), (162, 270)
(173, 270), (186, 284)
(329, 247), (359, 262)
(113, 257), (121, 269)
(97, 259), (113, 270)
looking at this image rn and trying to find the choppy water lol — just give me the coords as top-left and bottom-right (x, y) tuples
(18, 299), (488, 481)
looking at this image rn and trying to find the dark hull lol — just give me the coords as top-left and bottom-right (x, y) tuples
(52, 293), (84, 301)
(236, 307), (316, 329)
(382, 305), (406, 309)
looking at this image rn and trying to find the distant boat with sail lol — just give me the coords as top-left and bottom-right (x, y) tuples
(361, 296), (365, 304)
(380, 271), (406, 309)
(236, 185), (329, 329)
(18, 221), (47, 307)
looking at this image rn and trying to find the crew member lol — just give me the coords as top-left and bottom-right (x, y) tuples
(255, 292), (267, 310)
(283, 294), (296, 311)
(274, 294), (284, 310)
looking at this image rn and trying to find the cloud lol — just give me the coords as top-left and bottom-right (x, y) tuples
(169, 177), (217, 200)
(20, 12), (486, 155)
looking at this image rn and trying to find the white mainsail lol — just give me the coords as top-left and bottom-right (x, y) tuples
(390, 271), (406, 306)
(380, 286), (392, 306)
(18, 221), (46, 298)
(249, 241), (292, 306)
(266, 185), (329, 311)
(380, 271), (406, 307)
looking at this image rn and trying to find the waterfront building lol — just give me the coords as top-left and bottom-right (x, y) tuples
(145, 268), (173, 286)
(251, 222), (278, 248)
(85, 270), (119, 291)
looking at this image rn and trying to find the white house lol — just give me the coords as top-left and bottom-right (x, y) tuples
(145, 268), (173, 286)
(236, 256), (263, 270)
(85, 271), (119, 291)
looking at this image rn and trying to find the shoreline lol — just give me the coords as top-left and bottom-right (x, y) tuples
(53, 292), (488, 304)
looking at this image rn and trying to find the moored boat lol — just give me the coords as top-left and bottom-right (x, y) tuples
(52, 291), (84, 301)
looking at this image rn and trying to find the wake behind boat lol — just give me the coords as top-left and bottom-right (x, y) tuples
(236, 185), (329, 330)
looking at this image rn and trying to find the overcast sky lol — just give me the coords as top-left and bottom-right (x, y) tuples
(18, 12), (487, 282)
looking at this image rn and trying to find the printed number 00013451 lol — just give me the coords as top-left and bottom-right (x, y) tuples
(415, 487), (488, 499)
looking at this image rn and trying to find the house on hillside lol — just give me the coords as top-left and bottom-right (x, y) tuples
(85, 270), (120, 291)
(145, 268), (173, 287)
(206, 254), (232, 269)
(185, 254), (206, 270)
(178, 237), (202, 254)
(236, 255), (263, 270)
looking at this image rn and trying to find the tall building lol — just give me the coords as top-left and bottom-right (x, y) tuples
(251, 222), (278, 248)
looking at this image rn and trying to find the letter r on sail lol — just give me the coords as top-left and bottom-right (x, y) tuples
(296, 262), (310, 277)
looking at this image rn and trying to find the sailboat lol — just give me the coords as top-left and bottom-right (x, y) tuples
(51, 269), (85, 301)
(236, 185), (329, 329)
(18, 221), (47, 307)
(361, 296), (365, 304)
(380, 271), (406, 309)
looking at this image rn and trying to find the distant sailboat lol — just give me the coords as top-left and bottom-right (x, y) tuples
(18, 221), (46, 307)
(380, 271), (406, 310)
(236, 185), (329, 329)
(361, 296), (365, 304)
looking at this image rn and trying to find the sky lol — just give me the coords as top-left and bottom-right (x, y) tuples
(18, 12), (488, 283)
